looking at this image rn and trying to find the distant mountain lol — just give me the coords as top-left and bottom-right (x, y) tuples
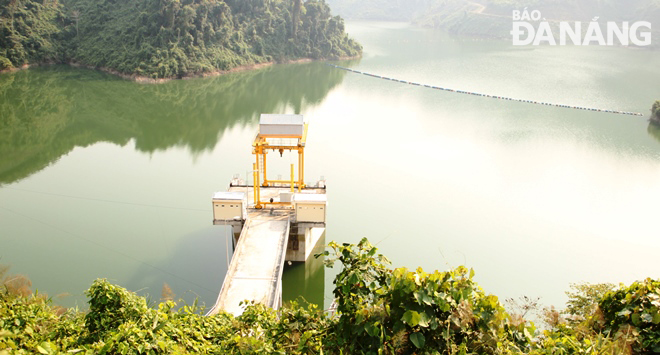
(324, 0), (439, 21)
(417, 0), (659, 40)
(327, 0), (659, 46)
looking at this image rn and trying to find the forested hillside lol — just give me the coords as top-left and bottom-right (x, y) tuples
(0, 0), (68, 69)
(0, 0), (361, 79)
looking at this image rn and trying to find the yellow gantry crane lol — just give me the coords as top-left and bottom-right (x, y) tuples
(252, 114), (308, 209)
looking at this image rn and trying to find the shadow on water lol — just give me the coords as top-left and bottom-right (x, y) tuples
(121, 229), (328, 312)
(648, 122), (660, 143)
(282, 234), (327, 308)
(121, 225), (232, 312)
(0, 60), (357, 185)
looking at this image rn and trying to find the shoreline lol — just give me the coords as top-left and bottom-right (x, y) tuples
(0, 56), (360, 84)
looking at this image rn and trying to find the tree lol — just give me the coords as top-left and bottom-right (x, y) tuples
(0, 0), (361, 78)
(652, 100), (660, 119)
(292, 0), (302, 38)
(0, 0), (64, 68)
(71, 9), (80, 36)
(564, 282), (615, 321)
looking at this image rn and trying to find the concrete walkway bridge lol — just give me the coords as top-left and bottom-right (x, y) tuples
(207, 114), (327, 316)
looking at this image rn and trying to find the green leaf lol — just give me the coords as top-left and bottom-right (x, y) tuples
(653, 312), (660, 324)
(617, 309), (631, 317)
(429, 317), (439, 330)
(632, 313), (641, 326)
(414, 291), (433, 305)
(0, 330), (13, 338)
(402, 310), (421, 327)
(641, 313), (653, 323)
(418, 312), (430, 328)
(414, 291), (422, 304)
(410, 332), (425, 348)
(424, 293), (434, 305)
(348, 272), (360, 285)
(365, 322), (379, 337)
(439, 300), (451, 312)
(152, 315), (159, 330)
(37, 345), (49, 354)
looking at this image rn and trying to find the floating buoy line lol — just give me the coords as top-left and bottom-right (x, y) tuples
(327, 64), (644, 117)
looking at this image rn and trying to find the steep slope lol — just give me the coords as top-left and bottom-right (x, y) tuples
(0, 0), (67, 69)
(0, 0), (362, 78)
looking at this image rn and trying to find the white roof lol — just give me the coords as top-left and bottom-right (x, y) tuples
(260, 114), (303, 125)
(213, 191), (246, 200)
(293, 194), (327, 203)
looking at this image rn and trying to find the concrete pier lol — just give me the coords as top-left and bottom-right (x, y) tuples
(207, 215), (290, 316)
(209, 186), (326, 316)
(208, 114), (327, 316)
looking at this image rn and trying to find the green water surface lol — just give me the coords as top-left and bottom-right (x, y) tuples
(1, 21), (659, 311)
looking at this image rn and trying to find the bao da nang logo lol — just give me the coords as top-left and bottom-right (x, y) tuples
(511, 8), (652, 46)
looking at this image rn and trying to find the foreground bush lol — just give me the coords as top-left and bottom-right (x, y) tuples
(1, 238), (658, 354)
(595, 278), (660, 353)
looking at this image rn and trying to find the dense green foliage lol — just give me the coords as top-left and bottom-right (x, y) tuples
(1, 275), (332, 354)
(652, 100), (660, 119)
(65, 0), (361, 78)
(564, 282), (615, 321)
(0, 0), (361, 78)
(0, 0), (67, 70)
(1, 238), (659, 354)
(596, 279), (660, 353)
(322, 239), (529, 354)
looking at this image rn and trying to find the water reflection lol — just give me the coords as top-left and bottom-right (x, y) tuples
(0, 61), (354, 184)
(649, 122), (660, 143)
(122, 226), (231, 312)
(282, 234), (326, 308)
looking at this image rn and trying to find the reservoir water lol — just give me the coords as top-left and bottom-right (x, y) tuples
(1, 21), (659, 311)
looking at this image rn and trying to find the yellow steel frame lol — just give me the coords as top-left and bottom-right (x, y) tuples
(251, 124), (308, 209)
